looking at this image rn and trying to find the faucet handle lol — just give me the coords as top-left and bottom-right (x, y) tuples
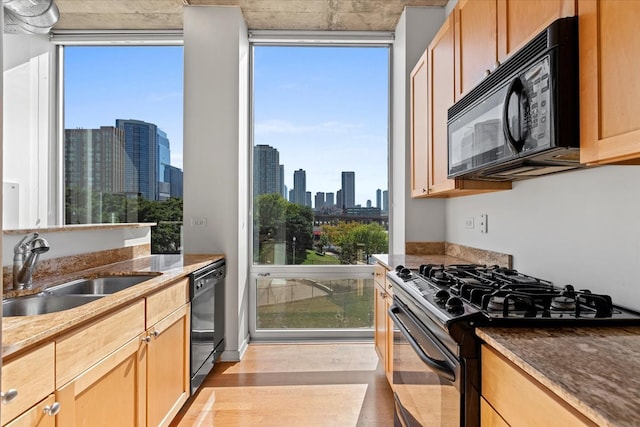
(14, 232), (39, 254)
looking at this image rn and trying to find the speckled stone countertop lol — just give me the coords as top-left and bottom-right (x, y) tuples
(477, 326), (640, 427)
(2, 254), (224, 358)
(372, 254), (472, 270)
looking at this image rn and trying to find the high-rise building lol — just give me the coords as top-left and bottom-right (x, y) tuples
(314, 192), (325, 209)
(306, 191), (312, 207)
(336, 189), (343, 209)
(279, 165), (286, 198)
(326, 192), (335, 207)
(366, 199), (372, 208)
(116, 119), (160, 200)
(65, 126), (126, 195)
(289, 188), (295, 203)
(253, 144), (280, 197)
(293, 169), (306, 205)
(341, 171), (355, 208)
(157, 129), (171, 200)
(376, 189), (382, 209)
(165, 165), (184, 198)
(383, 190), (389, 214)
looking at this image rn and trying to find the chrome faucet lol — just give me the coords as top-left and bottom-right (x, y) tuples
(13, 232), (50, 290)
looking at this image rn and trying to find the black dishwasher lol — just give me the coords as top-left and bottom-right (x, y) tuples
(189, 259), (225, 394)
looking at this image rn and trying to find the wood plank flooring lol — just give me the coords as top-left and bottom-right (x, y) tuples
(170, 343), (395, 426)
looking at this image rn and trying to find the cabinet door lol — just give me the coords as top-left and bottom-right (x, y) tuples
(384, 296), (394, 386)
(146, 304), (190, 427)
(374, 283), (386, 363)
(4, 395), (57, 427)
(454, 0), (497, 100)
(497, 0), (576, 62)
(1, 342), (54, 425)
(56, 334), (147, 427)
(410, 49), (430, 197)
(580, 0), (640, 164)
(428, 14), (456, 194)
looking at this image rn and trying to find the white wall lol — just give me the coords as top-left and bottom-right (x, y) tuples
(446, 166), (640, 309)
(3, 34), (57, 229)
(183, 6), (250, 361)
(391, 7), (446, 254)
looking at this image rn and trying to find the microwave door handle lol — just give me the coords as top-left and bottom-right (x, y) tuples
(502, 77), (526, 153)
(389, 304), (456, 382)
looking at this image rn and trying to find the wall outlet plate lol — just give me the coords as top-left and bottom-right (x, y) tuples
(191, 217), (207, 227)
(479, 214), (488, 233)
(465, 217), (474, 229)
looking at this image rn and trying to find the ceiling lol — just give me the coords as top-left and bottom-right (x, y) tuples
(53, 0), (448, 31)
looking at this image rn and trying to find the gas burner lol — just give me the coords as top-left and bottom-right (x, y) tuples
(487, 296), (515, 312)
(551, 295), (576, 311)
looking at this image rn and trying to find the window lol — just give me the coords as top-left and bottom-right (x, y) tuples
(250, 42), (390, 339)
(63, 46), (184, 253)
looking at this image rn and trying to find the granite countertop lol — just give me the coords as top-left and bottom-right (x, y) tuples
(372, 253), (473, 271)
(477, 326), (640, 427)
(2, 254), (224, 358)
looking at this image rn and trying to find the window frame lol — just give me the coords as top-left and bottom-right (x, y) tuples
(248, 32), (393, 341)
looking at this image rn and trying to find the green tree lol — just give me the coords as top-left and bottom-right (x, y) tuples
(285, 203), (313, 264)
(137, 197), (184, 254)
(323, 222), (388, 264)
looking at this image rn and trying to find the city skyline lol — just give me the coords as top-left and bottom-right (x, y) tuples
(253, 46), (389, 207)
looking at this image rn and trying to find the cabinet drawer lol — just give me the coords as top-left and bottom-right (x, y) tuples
(373, 264), (388, 288)
(481, 345), (596, 426)
(4, 395), (56, 427)
(56, 300), (145, 388)
(146, 278), (188, 326)
(1, 343), (55, 425)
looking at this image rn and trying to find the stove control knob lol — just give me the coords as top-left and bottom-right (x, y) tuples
(434, 290), (450, 305)
(398, 268), (412, 279)
(445, 296), (464, 315)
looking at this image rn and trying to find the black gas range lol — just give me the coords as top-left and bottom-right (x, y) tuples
(391, 263), (640, 327)
(386, 263), (640, 427)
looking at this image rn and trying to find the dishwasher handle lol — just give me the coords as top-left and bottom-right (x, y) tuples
(389, 303), (457, 382)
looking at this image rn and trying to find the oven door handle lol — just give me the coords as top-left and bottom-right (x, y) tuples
(389, 304), (456, 382)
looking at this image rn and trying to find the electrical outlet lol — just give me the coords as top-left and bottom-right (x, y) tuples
(464, 217), (475, 229)
(191, 217), (207, 227)
(479, 214), (488, 233)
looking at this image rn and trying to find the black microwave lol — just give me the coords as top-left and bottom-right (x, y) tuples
(447, 17), (580, 181)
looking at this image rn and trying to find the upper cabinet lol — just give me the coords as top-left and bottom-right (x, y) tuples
(410, 14), (511, 198)
(579, 0), (640, 165)
(454, 0), (498, 101)
(454, 0), (576, 101)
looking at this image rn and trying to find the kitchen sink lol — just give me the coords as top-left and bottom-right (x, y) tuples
(2, 294), (104, 317)
(44, 275), (158, 296)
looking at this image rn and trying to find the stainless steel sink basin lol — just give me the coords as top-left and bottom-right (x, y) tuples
(45, 275), (158, 296)
(2, 294), (104, 317)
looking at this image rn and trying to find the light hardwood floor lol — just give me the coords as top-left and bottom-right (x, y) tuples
(170, 342), (395, 426)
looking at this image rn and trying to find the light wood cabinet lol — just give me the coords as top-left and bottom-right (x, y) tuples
(373, 263), (393, 385)
(56, 333), (147, 427)
(497, 0), (576, 62)
(481, 344), (597, 426)
(579, 0), (640, 164)
(454, 0), (498, 101)
(454, 0), (575, 100)
(145, 304), (190, 427)
(52, 278), (190, 427)
(1, 343), (55, 426)
(410, 49), (429, 197)
(419, 14), (511, 198)
(4, 395), (58, 427)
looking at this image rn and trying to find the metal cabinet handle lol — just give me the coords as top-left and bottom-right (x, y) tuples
(152, 330), (160, 338)
(1, 389), (18, 404)
(43, 402), (61, 416)
(142, 335), (151, 343)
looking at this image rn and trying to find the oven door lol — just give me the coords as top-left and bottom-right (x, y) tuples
(389, 297), (463, 427)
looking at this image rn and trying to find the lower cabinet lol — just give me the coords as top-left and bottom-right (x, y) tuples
(481, 344), (597, 426)
(51, 278), (190, 427)
(4, 395), (58, 427)
(373, 263), (393, 386)
(146, 304), (190, 427)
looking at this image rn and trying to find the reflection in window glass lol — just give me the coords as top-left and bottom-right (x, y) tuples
(64, 46), (183, 253)
(252, 46), (390, 266)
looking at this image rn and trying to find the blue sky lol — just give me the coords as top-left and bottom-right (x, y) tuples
(254, 46), (389, 206)
(65, 45), (389, 206)
(64, 46), (184, 168)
